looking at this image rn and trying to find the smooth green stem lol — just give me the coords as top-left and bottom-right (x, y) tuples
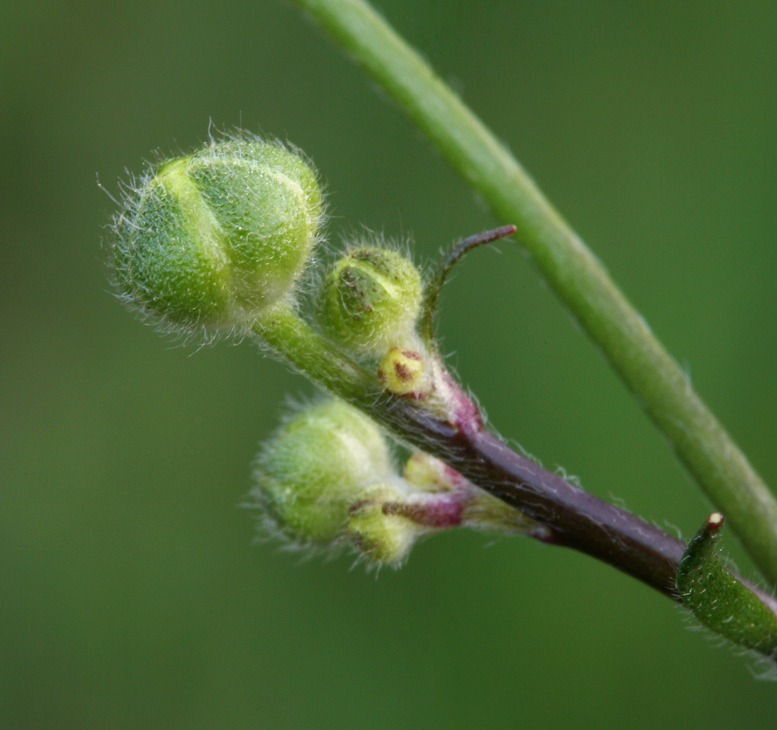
(292, 0), (777, 585)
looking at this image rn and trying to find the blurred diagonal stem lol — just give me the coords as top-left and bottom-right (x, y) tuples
(292, 0), (777, 585)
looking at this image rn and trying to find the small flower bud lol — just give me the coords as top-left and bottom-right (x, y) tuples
(113, 136), (322, 333)
(403, 451), (544, 536)
(253, 400), (461, 567)
(348, 484), (426, 566)
(318, 246), (422, 356)
(403, 450), (465, 492)
(253, 400), (391, 544)
(253, 400), (546, 568)
(377, 346), (430, 398)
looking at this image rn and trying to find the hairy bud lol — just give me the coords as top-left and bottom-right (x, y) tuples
(252, 400), (458, 566)
(318, 246), (422, 356)
(253, 400), (391, 544)
(113, 136), (322, 333)
(252, 400), (544, 567)
(377, 346), (430, 398)
(347, 484), (428, 565)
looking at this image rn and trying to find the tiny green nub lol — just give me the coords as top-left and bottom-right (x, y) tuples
(319, 246), (422, 356)
(113, 137), (322, 332)
(348, 484), (424, 566)
(254, 400), (392, 544)
(677, 514), (777, 659)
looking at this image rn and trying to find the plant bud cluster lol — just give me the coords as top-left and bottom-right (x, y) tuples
(111, 134), (536, 569)
(253, 400), (431, 566)
(252, 400), (539, 567)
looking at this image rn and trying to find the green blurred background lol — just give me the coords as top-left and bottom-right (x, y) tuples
(2, 0), (776, 727)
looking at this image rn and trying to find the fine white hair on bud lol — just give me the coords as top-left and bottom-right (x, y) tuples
(250, 400), (447, 567)
(251, 399), (395, 551)
(112, 133), (323, 337)
(317, 244), (423, 357)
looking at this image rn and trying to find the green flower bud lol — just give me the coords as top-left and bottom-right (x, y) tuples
(113, 136), (322, 333)
(377, 346), (430, 398)
(319, 246), (422, 356)
(253, 400), (458, 567)
(348, 484), (427, 566)
(253, 400), (544, 567)
(253, 400), (392, 545)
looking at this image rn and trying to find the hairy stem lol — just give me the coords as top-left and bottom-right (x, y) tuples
(292, 0), (777, 585)
(251, 306), (753, 602)
(254, 306), (777, 656)
(678, 514), (777, 658)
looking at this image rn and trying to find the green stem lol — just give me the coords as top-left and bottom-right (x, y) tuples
(253, 302), (374, 401)
(291, 0), (777, 585)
